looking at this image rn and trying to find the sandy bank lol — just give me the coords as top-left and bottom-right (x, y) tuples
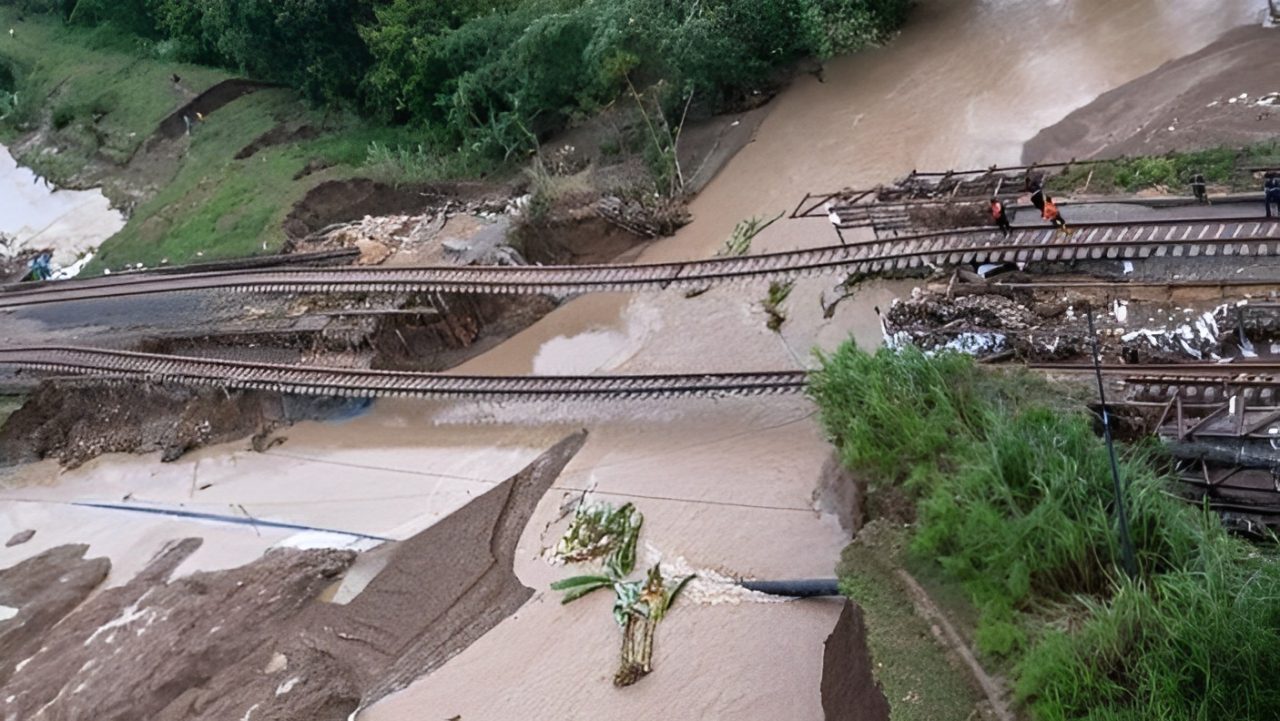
(1024, 24), (1280, 162)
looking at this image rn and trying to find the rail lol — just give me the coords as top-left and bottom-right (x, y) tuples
(0, 347), (811, 401)
(3, 217), (1279, 309)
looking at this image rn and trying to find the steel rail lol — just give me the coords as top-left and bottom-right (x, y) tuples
(4, 217), (1280, 309)
(0, 346), (811, 401)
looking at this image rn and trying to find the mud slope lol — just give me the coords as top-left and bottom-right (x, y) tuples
(1024, 25), (1280, 162)
(0, 538), (353, 721)
(0, 432), (586, 720)
(0, 544), (109, 688)
(151, 431), (587, 720)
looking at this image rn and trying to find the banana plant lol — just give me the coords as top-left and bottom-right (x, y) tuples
(550, 502), (694, 686)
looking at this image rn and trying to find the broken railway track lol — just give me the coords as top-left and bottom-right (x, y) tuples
(2, 218), (1279, 309)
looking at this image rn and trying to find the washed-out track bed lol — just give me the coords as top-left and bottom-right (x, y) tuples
(3, 218), (1279, 309)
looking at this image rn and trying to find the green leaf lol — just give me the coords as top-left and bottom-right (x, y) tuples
(550, 574), (613, 590)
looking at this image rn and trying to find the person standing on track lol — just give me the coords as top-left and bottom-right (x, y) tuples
(1191, 172), (1208, 204)
(1042, 195), (1070, 234)
(1265, 173), (1280, 218)
(990, 197), (1012, 237)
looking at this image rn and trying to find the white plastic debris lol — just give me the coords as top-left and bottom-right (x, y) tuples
(1122, 261), (1134, 275)
(1112, 300), (1129, 324)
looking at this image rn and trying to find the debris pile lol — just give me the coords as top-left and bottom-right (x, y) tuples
(882, 287), (1260, 364)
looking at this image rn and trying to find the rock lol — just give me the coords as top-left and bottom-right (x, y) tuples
(5, 529), (34, 547)
(355, 239), (391, 266)
(442, 238), (471, 254)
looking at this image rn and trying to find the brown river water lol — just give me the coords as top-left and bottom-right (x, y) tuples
(0, 1), (1267, 718)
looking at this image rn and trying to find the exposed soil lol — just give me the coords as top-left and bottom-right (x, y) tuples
(0, 544), (110, 688)
(1024, 25), (1280, 162)
(282, 178), (509, 243)
(4, 529), (34, 547)
(148, 79), (281, 145)
(822, 601), (892, 721)
(234, 123), (321, 160)
(0, 433), (584, 720)
(0, 537), (355, 721)
(0, 381), (369, 469)
(516, 212), (656, 265)
(814, 451), (867, 535)
(368, 294), (560, 372)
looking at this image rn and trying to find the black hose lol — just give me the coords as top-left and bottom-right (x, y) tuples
(740, 578), (841, 598)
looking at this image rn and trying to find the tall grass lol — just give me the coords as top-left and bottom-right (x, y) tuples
(811, 344), (1280, 719)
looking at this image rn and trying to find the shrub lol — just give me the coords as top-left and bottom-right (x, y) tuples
(50, 102), (77, 129)
(812, 344), (1280, 719)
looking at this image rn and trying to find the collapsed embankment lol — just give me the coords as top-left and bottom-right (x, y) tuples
(0, 381), (370, 469)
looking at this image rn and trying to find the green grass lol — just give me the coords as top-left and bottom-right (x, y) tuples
(86, 94), (476, 272)
(838, 524), (985, 721)
(810, 345), (1280, 720)
(0, 7), (228, 172)
(1044, 142), (1280, 195)
(1, 7), (500, 274)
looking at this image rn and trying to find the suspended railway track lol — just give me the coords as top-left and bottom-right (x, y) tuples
(0, 347), (810, 401)
(3, 217), (1279, 309)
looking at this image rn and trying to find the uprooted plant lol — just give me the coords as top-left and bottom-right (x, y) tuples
(762, 280), (795, 331)
(549, 502), (693, 686)
(553, 501), (642, 571)
(719, 211), (783, 257)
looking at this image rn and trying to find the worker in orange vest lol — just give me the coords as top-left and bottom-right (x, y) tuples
(990, 197), (1012, 237)
(1042, 195), (1070, 234)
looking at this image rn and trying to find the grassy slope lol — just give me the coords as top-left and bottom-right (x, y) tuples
(88, 91), (381, 271)
(811, 346), (1280, 720)
(1044, 141), (1280, 196)
(0, 8), (227, 172)
(0, 7), (457, 274)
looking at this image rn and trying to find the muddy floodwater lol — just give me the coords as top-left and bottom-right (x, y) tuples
(464, 0), (1264, 375)
(0, 1), (1270, 719)
(0, 144), (124, 269)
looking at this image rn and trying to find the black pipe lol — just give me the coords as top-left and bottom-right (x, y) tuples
(740, 578), (841, 597)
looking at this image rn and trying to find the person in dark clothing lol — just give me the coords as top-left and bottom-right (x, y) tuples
(1029, 186), (1046, 213)
(990, 197), (1012, 237)
(1024, 172), (1043, 195)
(1266, 173), (1280, 218)
(1191, 172), (1207, 204)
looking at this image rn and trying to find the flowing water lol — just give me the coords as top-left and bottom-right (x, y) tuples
(462, 0), (1263, 376)
(0, 144), (124, 270)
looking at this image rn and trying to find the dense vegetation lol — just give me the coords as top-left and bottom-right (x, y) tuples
(811, 345), (1280, 720)
(3, 0), (910, 161)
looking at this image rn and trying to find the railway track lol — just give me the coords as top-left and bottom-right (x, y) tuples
(3, 217), (1279, 309)
(4, 346), (1279, 402)
(1124, 374), (1280, 406)
(0, 347), (810, 401)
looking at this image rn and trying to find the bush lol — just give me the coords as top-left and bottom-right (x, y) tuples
(50, 102), (77, 129)
(812, 344), (1280, 719)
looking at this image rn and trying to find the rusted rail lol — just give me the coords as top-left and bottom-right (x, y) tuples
(4, 218), (1280, 309)
(1124, 374), (1280, 406)
(0, 346), (810, 401)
